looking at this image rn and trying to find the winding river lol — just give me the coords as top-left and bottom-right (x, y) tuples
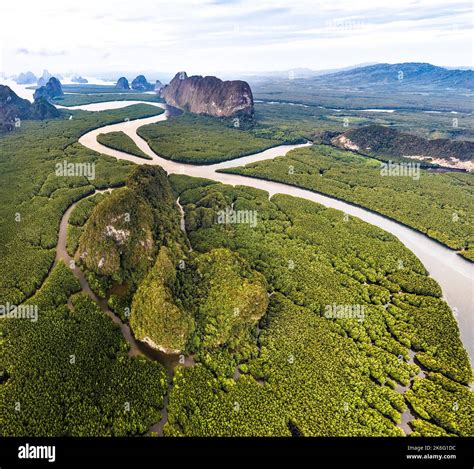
(75, 102), (473, 364)
(48, 99), (473, 435)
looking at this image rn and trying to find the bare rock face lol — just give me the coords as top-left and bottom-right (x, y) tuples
(131, 75), (154, 91)
(0, 85), (59, 131)
(33, 77), (63, 101)
(154, 80), (164, 93)
(115, 76), (130, 90)
(160, 72), (254, 118)
(37, 70), (52, 86)
(330, 124), (474, 170)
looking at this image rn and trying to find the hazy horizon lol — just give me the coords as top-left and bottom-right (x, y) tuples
(3, 61), (474, 83)
(1, 0), (472, 77)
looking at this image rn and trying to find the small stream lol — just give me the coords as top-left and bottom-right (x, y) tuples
(51, 99), (473, 437)
(56, 189), (195, 371)
(56, 189), (196, 435)
(76, 102), (473, 364)
(56, 188), (431, 436)
(395, 349), (427, 435)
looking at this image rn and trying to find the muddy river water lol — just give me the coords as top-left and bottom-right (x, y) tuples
(74, 101), (472, 364)
(50, 99), (473, 435)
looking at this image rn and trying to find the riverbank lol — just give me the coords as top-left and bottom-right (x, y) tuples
(73, 100), (472, 364)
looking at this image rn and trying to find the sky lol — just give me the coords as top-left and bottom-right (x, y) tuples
(1, 0), (472, 79)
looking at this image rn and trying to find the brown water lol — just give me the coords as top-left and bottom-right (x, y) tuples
(396, 349), (427, 435)
(51, 99), (474, 436)
(76, 101), (473, 364)
(55, 188), (195, 375)
(56, 101), (165, 112)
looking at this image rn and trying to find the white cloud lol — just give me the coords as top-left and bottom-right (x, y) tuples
(0, 0), (472, 77)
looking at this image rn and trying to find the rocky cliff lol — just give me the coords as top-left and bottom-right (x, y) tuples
(37, 70), (52, 86)
(76, 165), (184, 285)
(71, 75), (88, 84)
(131, 75), (154, 91)
(34, 77), (63, 101)
(0, 85), (59, 131)
(160, 72), (254, 118)
(154, 80), (164, 92)
(15, 71), (37, 85)
(116, 76), (130, 90)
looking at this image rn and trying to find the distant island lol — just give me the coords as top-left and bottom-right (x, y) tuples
(34, 77), (63, 101)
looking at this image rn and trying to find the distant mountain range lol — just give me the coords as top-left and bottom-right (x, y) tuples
(9, 62), (473, 90)
(242, 63), (380, 81)
(250, 62), (474, 112)
(248, 62), (473, 92)
(311, 63), (474, 90)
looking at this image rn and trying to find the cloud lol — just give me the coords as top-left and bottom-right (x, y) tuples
(2, 0), (472, 75)
(15, 48), (67, 57)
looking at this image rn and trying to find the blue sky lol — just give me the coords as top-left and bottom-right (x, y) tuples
(1, 0), (472, 77)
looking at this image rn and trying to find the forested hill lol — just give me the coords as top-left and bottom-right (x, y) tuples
(76, 165), (186, 288)
(325, 125), (474, 170)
